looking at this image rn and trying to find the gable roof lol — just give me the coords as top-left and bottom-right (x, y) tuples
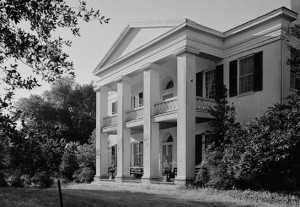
(93, 7), (297, 76)
(93, 19), (186, 74)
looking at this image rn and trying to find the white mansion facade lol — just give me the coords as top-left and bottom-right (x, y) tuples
(93, 6), (299, 184)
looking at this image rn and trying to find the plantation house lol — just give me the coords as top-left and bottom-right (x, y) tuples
(93, 5), (300, 184)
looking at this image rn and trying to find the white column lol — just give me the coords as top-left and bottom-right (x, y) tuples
(95, 87), (109, 180)
(175, 51), (197, 184)
(142, 64), (160, 181)
(115, 77), (132, 181)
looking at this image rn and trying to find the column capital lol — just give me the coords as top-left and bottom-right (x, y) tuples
(173, 46), (200, 57)
(94, 85), (110, 92)
(140, 63), (162, 71)
(114, 76), (133, 84)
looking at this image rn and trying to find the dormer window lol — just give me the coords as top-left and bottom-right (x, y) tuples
(162, 77), (174, 100)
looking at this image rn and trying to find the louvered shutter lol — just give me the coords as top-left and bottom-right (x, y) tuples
(254, 51), (263, 92)
(229, 60), (238, 97)
(196, 72), (203, 97)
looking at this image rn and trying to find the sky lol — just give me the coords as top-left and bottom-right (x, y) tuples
(12, 0), (291, 100)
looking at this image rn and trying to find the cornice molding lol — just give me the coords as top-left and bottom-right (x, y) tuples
(94, 85), (109, 93)
(173, 46), (201, 57)
(140, 63), (163, 71)
(114, 76), (133, 84)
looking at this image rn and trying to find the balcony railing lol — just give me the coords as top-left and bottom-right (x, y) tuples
(154, 97), (177, 115)
(103, 97), (215, 126)
(195, 97), (216, 111)
(103, 114), (117, 127)
(126, 106), (144, 122)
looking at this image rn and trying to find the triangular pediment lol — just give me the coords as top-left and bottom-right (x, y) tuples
(94, 20), (186, 73)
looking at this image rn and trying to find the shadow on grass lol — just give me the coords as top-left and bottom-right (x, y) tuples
(0, 187), (249, 207)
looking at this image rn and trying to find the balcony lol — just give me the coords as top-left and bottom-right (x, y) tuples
(154, 97), (177, 116)
(103, 114), (117, 127)
(126, 106), (144, 122)
(195, 97), (216, 111)
(102, 97), (215, 129)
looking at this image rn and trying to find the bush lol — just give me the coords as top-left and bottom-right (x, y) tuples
(195, 162), (209, 187)
(73, 166), (95, 183)
(31, 171), (54, 188)
(0, 172), (8, 187)
(7, 171), (23, 188)
(20, 174), (32, 187)
(59, 142), (79, 180)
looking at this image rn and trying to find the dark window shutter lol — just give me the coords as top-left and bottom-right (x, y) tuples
(215, 64), (224, 99)
(254, 51), (263, 92)
(229, 60), (238, 97)
(196, 72), (203, 97)
(195, 134), (202, 165)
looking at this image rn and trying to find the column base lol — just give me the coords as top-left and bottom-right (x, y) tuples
(141, 177), (162, 184)
(174, 177), (194, 186)
(94, 175), (109, 182)
(114, 176), (132, 182)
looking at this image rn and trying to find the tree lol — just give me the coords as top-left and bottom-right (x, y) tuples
(195, 85), (238, 189)
(15, 78), (96, 143)
(0, 0), (109, 137)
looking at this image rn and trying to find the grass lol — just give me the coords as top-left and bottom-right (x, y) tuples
(0, 183), (299, 207)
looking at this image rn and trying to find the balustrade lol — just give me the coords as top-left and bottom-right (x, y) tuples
(154, 97), (177, 115)
(103, 114), (117, 127)
(195, 97), (216, 111)
(103, 97), (215, 125)
(126, 106), (144, 122)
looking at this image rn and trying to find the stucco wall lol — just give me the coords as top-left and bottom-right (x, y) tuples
(223, 40), (282, 122)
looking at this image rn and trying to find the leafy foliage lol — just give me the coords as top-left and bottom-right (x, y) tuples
(15, 78), (96, 143)
(0, 0), (108, 143)
(59, 142), (79, 180)
(196, 85), (238, 189)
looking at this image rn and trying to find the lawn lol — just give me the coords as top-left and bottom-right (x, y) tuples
(0, 183), (299, 207)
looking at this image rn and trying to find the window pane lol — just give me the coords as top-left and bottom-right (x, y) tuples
(205, 70), (216, 99)
(165, 80), (174, 89)
(239, 55), (254, 93)
(139, 92), (143, 106)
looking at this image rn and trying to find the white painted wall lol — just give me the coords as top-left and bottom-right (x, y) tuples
(224, 40), (282, 122)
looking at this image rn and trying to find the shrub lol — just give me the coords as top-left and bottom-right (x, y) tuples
(195, 162), (210, 187)
(20, 174), (32, 187)
(59, 142), (79, 180)
(73, 166), (95, 183)
(0, 172), (8, 187)
(7, 171), (23, 188)
(31, 171), (54, 188)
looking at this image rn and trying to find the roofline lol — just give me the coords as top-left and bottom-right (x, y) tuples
(93, 7), (298, 76)
(93, 19), (187, 74)
(224, 7), (297, 37)
(93, 19), (225, 76)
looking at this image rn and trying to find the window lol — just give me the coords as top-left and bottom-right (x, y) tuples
(133, 142), (143, 166)
(239, 55), (254, 93)
(229, 51), (263, 97)
(162, 77), (174, 100)
(205, 70), (216, 99)
(112, 101), (117, 115)
(138, 92), (143, 106)
(131, 92), (143, 108)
